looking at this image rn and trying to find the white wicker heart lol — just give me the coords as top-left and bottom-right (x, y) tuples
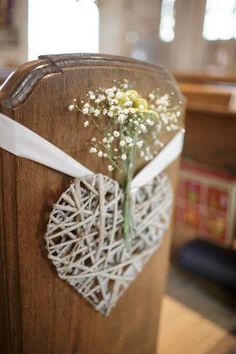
(45, 173), (172, 315)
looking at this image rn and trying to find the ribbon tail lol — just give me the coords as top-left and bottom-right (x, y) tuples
(131, 130), (185, 190)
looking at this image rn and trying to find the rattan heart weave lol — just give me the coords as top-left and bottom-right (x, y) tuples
(45, 172), (172, 315)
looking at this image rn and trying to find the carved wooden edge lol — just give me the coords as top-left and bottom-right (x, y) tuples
(0, 53), (183, 110)
(0, 60), (61, 109)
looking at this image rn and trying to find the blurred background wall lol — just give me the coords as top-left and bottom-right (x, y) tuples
(1, 0), (236, 74)
(0, 0), (27, 66)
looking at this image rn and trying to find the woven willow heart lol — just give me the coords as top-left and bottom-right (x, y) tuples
(45, 173), (172, 315)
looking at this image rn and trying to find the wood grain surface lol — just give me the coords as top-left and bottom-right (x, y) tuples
(0, 54), (184, 354)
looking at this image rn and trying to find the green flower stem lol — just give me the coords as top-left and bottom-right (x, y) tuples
(123, 143), (136, 245)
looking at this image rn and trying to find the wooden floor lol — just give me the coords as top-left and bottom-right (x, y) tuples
(158, 268), (236, 354)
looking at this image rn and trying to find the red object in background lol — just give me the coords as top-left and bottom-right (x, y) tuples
(208, 187), (228, 212)
(175, 159), (236, 247)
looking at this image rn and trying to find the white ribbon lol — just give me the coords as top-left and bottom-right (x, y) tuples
(0, 113), (184, 187)
(131, 131), (184, 189)
(0, 113), (92, 177)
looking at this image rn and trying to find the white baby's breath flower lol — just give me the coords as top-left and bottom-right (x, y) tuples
(111, 99), (118, 105)
(126, 136), (132, 144)
(89, 147), (97, 153)
(88, 91), (96, 100)
(176, 111), (181, 117)
(140, 151), (145, 157)
(105, 89), (114, 98)
(78, 82), (182, 185)
(118, 113), (126, 123)
(149, 93), (155, 100)
(140, 124), (147, 133)
(116, 91), (123, 99)
(94, 109), (100, 117)
(129, 108), (136, 114)
(149, 120), (155, 126)
(108, 165), (114, 171)
(68, 104), (75, 111)
(82, 107), (89, 114)
(113, 131), (120, 137)
(136, 141), (143, 147)
(99, 94), (106, 101)
(124, 101), (132, 107)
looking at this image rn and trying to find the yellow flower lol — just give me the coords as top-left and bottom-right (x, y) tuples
(116, 89), (139, 106)
(125, 89), (139, 101)
(115, 92), (127, 105)
(133, 97), (148, 110)
(115, 89), (160, 121)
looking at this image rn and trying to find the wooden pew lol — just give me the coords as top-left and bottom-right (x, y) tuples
(173, 72), (236, 251)
(0, 54), (183, 354)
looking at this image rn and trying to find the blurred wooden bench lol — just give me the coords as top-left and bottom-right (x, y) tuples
(173, 71), (236, 251)
(175, 71), (236, 171)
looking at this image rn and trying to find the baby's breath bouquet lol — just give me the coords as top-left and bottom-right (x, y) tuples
(69, 80), (182, 243)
